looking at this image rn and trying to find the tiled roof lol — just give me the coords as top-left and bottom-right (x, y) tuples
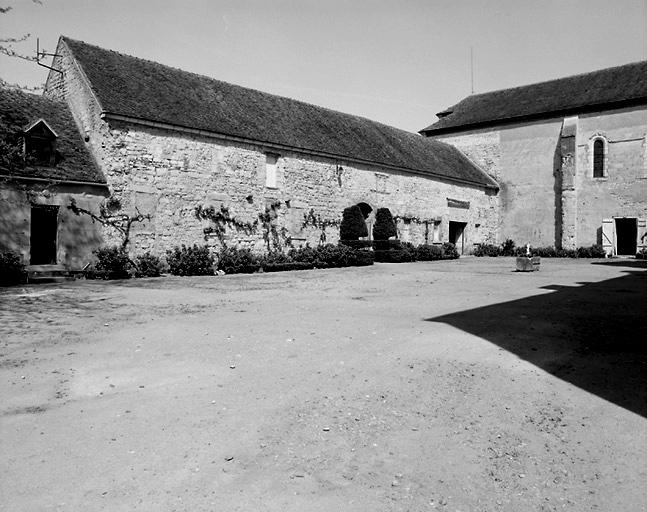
(421, 60), (647, 134)
(0, 87), (105, 183)
(60, 37), (497, 189)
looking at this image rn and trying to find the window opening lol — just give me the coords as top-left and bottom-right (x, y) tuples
(593, 138), (605, 178)
(24, 119), (57, 167)
(265, 154), (278, 188)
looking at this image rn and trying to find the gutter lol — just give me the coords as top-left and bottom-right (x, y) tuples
(101, 112), (498, 191)
(0, 173), (108, 188)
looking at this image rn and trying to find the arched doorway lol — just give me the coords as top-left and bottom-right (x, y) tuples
(356, 202), (374, 239)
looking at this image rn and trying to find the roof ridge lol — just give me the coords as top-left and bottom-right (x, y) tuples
(60, 36), (425, 141)
(469, 59), (647, 99)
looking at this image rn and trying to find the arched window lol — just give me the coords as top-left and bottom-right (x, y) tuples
(593, 138), (605, 177)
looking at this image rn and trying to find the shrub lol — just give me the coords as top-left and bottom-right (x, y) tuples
(415, 244), (443, 261)
(0, 251), (26, 286)
(263, 261), (314, 272)
(314, 244), (348, 268)
(374, 249), (414, 263)
(215, 246), (259, 274)
(532, 246), (557, 258)
(501, 238), (516, 256)
(637, 248), (647, 260)
(91, 246), (132, 279)
(373, 239), (402, 251)
(372, 207), (397, 241)
(166, 244), (215, 276)
(339, 239), (372, 250)
(134, 252), (164, 277)
(473, 243), (501, 257)
(576, 244), (606, 258)
(288, 245), (318, 265)
(345, 248), (375, 267)
(339, 205), (368, 241)
(441, 242), (460, 259)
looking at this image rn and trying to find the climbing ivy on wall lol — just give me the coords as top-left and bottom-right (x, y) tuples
(194, 204), (258, 241)
(68, 197), (151, 251)
(301, 208), (341, 244)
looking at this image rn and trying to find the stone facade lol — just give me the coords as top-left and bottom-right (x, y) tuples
(42, 41), (499, 260)
(48, 119), (499, 257)
(432, 106), (647, 253)
(0, 181), (105, 267)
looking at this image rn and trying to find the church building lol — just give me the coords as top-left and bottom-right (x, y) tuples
(420, 61), (647, 256)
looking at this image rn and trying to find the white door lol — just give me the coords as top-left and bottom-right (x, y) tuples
(601, 218), (614, 256)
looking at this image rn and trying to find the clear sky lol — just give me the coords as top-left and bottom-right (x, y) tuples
(1, 0), (646, 132)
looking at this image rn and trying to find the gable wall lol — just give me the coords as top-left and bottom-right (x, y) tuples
(433, 119), (562, 247)
(432, 107), (647, 250)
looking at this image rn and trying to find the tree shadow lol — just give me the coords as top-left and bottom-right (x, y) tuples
(426, 269), (647, 417)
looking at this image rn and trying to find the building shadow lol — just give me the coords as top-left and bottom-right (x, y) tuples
(591, 259), (647, 269)
(426, 268), (647, 417)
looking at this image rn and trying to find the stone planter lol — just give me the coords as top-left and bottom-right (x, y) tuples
(516, 256), (541, 272)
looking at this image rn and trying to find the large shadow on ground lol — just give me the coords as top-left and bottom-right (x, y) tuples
(426, 266), (647, 417)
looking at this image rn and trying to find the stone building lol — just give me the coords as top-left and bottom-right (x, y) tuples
(0, 88), (107, 270)
(420, 61), (647, 256)
(32, 36), (497, 264)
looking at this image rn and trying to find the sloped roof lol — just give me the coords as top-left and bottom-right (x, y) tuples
(421, 60), (647, 135)
(0, 87), (105, 184)
(59, 37), (497, 189)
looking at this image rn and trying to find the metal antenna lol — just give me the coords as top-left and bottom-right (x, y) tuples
(36, 38), (62, 74)
(470, 46), (474, 94)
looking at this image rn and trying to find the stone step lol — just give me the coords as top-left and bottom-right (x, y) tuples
(26, 265), (77, 284)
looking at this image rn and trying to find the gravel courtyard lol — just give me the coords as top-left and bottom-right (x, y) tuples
(1, 257), (646, 511)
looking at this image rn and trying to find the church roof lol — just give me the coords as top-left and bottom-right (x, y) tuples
(57, 37), (497, 189)
(420, 60), (647, 135)
(0, 87), (105, 184)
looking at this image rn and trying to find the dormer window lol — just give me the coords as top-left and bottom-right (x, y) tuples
(23, 119), (58, 167)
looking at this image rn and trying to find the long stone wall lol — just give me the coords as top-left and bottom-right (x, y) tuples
(89, 121), (499, 255)
(44, 39), (499, 257)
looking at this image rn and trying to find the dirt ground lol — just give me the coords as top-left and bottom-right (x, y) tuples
(1, 257), (646, 511)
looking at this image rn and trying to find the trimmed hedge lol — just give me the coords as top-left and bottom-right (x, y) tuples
(374, 249), (414, 263)
(415, 244), (443, 261)
(474, 241), (606, 258)
(372, 207), (397, 241)
(263, 261), (314, 272)
(339, 205), (368, 240)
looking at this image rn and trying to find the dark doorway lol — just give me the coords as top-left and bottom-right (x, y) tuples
(615, 218), (637, 256)
(449, 221), (467, 254)
(30, 205), (59, 265)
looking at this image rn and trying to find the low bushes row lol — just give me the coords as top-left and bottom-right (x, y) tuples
(474, 239), (606, 258)
(88, 243), (377, 280)
(373, 241), (459, 263)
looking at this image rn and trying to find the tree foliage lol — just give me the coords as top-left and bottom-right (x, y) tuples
(339, 205), (368, 241)
(372, 207), (397, 240)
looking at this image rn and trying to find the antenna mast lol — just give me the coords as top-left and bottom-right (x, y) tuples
(470, 46), (474, 94)
(36, 38), (62, 74)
